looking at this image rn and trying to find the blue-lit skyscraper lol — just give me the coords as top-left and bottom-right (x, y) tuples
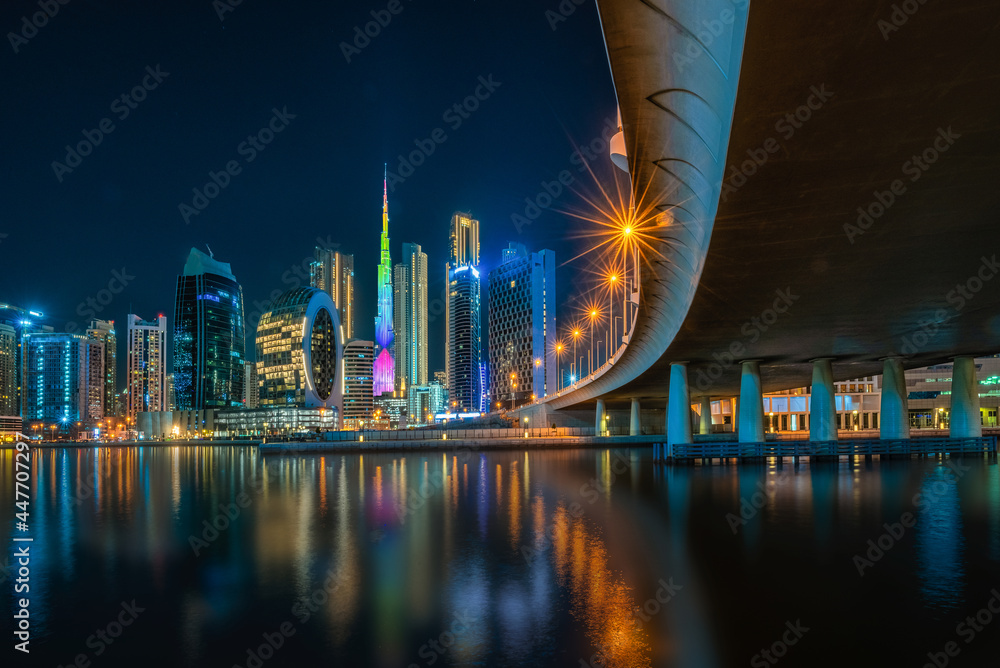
(173, 248), (246, 410)
(446, 212), (483, 413)
(23, 331), (104, 423)
(487, 242), (556, 408)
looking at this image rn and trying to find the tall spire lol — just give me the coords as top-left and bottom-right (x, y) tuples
(373, 166), (395, 396)
(383, 163), (388, 233)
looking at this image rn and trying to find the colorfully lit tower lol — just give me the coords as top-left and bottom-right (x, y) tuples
(373, 168), (395, 397)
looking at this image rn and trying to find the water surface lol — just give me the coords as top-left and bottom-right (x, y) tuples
(2, 446), (999, 667)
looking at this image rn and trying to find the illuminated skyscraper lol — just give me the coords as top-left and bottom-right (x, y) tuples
(393, 242), (428, 391)
(173, 247), (246, 410)
(255, 287), (342, 410)
(487, 243), (557, 408)
(343, 339), (374, 429)
(373, 170), (395, 397)
(87, 319), (117, 418)
(310, 246), (354, 339)
(126, 314), (167, 421)
(0, 323), (16, 416)
(445, 212), (483, 413)
(23, 332), (104, 423)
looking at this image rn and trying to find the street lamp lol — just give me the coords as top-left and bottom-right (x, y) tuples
(572, 329), (581, 383)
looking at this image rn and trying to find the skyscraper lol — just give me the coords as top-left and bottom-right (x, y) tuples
(243, 362), (259, 409)
(173, 247), (246, 410)
(87, 319), (117, 418)
(446, 212), (483, 413)
(23, 332), (104, 423)
(373, 171), (395, 397)
(393, 242), (428, 391)
(487, 243), (557, 408)
(343, 339), (374, 429)
(127, 314), (167, 422)
(255, 287), (342, 409)
(310, 246), (354, 339)
(450, 212), (480, 267)
(0, 323), (16, 416)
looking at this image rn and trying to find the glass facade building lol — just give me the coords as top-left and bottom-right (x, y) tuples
(487, 243), (557, 409)
(173, 248), (246, 411)
(447, 265), (482, 413)
(23, 331), (104, 423)
(255, 287), (342, 411)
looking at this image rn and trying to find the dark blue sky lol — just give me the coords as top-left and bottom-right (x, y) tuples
(1, 0), (617, 373)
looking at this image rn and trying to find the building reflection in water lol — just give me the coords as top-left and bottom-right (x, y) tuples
(2, 446), (997, 667)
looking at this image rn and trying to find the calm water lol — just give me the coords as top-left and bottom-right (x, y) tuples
(2, 446), (999, 667)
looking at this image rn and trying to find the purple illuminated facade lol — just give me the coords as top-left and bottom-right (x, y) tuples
(373, 171), (395, 396)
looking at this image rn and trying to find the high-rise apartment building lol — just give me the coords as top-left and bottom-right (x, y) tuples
(0, 323), (16, 416)
(243, 362), (259, 409)
(173, 247), (246, 410)
(23, 332), (104, 423)
(127, 314), (167, 422)
(310, 246), (354, 340)
(393, 242), (428, 391)
(446, 213), (483, 413)
(87, 319), (117, 418)
(487, 243), (557, 408)
(343, 339), (374, 429)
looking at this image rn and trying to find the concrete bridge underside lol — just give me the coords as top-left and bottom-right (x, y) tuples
(547, 0), (1000, 413)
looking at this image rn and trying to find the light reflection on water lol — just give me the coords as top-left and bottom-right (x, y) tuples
(0, 447), (998, 667)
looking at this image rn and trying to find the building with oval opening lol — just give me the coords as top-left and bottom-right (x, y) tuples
(256, 287), (343, 411)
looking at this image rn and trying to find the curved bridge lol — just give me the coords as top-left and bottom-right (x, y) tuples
(547, 0), (1000, 427)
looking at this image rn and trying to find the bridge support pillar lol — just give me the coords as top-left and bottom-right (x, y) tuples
(950, 356), (982, 438)
(699, 396), (712, 434)
(738, 361), (765, 443)
(595, 399), (606, 437)
(880, 357), (910, 439)
(809, 358), (837, 442)
(667, 363), (692, 450)
(630, 398), (641, 436)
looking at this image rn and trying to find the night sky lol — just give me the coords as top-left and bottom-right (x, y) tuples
(0, 0), (617, 376)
